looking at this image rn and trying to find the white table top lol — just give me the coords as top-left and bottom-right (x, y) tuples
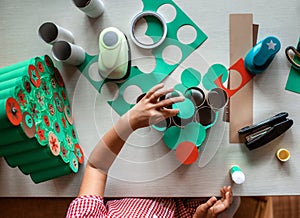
(0, 0), (300, 197)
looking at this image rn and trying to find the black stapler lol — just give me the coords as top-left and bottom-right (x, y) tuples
(238, 112), (293, 150)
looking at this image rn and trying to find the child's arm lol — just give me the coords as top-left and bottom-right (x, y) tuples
(77, 83), (184, 197)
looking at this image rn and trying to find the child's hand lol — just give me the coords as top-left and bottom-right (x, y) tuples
(125, 83), (184, 130)
(193, 186), (233, 218)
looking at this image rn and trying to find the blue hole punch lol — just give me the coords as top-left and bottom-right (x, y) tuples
(244, 36), (281, 74)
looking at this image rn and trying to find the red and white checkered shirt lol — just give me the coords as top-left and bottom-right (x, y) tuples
(66, 195), (206, 218)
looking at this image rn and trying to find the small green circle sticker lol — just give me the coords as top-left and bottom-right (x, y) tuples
(25, 114), (33, 128)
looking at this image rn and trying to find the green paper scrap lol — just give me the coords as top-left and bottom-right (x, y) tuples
(202, 64), (228, 91)
(76, 0), (207, 116)
(285, 53), (300, 93)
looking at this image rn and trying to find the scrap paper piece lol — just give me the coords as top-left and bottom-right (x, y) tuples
(285, 39), (300, 93)
(229, 14), (254, 143)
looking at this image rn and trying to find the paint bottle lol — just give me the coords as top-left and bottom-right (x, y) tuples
(230, 165), (245, 184)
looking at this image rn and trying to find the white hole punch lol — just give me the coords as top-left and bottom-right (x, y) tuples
(130, 11), (168, 49)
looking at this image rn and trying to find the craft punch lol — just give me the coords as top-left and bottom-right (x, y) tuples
(244, 36), (281, 74)
(98, 27), (131, 80)
(238, 112), (293, 150)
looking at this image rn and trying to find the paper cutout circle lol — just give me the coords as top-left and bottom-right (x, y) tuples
(177, 25), (197, 45)
(60, 144), (70, 163)
(163, 126), (182, 150)
(48, 132), (60, 156)
(53, 92), (64, 113)
(157, 4), (177, 23)
(181, 68), (201, 88)
(21, 112), (36, 138)
(74, 144), (84, 164)
(28, 64), (41, 88)
(69, 152), (79, 173)
(64, 105), (73, 125)
(37, 61), (45, 73)
(6, 97), (22, 126)
(184, 122), (206, 147)
(175, 141), (199, 165)
(172, 98), (195, 119)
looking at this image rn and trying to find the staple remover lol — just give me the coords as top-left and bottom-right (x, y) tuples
(238, 112), (293, 150)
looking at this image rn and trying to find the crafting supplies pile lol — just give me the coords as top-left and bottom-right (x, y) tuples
(0, 55), (84, 183)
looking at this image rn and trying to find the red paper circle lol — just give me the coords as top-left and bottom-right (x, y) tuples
(6, 97), (22, 126)
(175, 141), (199, 165)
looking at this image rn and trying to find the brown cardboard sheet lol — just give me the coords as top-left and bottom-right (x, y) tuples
(229, 14), (253, 143)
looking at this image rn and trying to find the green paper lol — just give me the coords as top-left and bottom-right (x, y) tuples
(77, 0), (207, 116)
(183, 122), (206, 147)
(181, 68), (201, 88)
(285, 45), (300, 93)
(163, 126), (183, 150)
(202, 64), (228, 91)
(172, 98), (195, 119)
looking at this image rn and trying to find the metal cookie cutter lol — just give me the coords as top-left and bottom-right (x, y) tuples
(130, 11), (167, 49)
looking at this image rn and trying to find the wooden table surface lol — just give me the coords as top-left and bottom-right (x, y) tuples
(0, 0), (299, 197)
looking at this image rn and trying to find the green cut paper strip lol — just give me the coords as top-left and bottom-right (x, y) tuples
(285, 39), (300, 93)
(4, 146), (55, 167)
(19, 156), (65, 175)
(0, 138), (40, 157)
(172, 98), (195, 119)
(0, 126), (28, 146)
(0, 58), (35, 75)
(30, 163), (73, 184)
(181, 68), (201, 88)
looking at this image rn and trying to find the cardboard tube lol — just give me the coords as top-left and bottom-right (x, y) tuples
(0, 58), (35, 75)
(0, 126), (28, 146)
(72, 0), (104, 18)
(5, 147), (55, 167)
(0, 87), (16, 99)
(0, 139), (41, 157)
(19, 156), (65, 175)
(38, 22), (74, 44)
(30, 152), (78, 183)
(0, 66), (28, 83)
(0, 77), (23, 91)
(52, 41), (85, 66)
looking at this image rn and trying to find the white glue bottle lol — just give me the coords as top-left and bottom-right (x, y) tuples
(230, 165), (245, 184)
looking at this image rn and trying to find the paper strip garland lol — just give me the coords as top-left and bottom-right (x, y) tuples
(0, 55), (84, 183)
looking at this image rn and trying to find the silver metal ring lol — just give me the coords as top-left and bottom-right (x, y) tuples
(130, 11), (167, 49)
